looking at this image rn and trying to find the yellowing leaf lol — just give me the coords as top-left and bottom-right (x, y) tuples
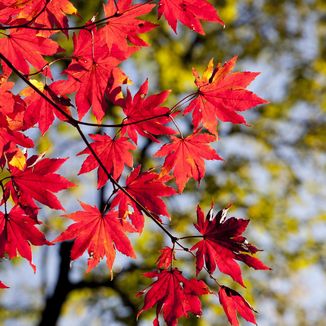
(9, 148), (26, 170)
(21, 79), (44, 97)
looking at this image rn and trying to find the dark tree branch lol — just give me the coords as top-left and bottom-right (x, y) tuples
(37, 242), (73, 326)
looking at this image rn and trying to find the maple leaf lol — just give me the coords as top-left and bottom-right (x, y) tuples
(6, 155), (74, 211)
(15, 0), (77, 33)
(137, 268), (210, 325)
(0, 81), (34, 157)
(54, 202), (136, 273)
(218, 286), (257, 326)
(57, 29), (133, 122)
(7, 147), (26, 171)
(0, 120), (34, 159)
(121, 80), (175, 144)
(101, 0), (157, 50)
(158, 0), (224, 34)
(111, 166), (175, 232)
(0, 77), (15, 114)
(0, 76), (28, 124)
(0, 28), (61, 77)
(0, 281), (8, 288)
(78, 133), (136, 188)
(191, 205), (270, 286)
(154, 131), (222, 192)
(0, 206), (51, 272)
(184, 57), (268, 135)
(21, 80), (71, 135)
(0, 0), (19, 25)
(156, 246), (175, 269)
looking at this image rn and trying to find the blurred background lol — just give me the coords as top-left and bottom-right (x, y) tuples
(0, 0), (325, 325)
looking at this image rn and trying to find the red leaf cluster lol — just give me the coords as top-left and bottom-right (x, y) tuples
(1, 0), (77, 31)
(138, 205), (268, 325)
(0, 1), (270, 325)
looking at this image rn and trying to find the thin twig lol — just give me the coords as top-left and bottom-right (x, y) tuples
(0, 183), (8, 215)
(76, 112), (170, 128)
(178, 235), (203, 240)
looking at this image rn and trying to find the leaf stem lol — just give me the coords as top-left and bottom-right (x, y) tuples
(178, 235), (203, 240)
(24, 57), (72, 78)
(76, 112), (170, 128)
(0, 182), (8, 215)
(169, 93), (197, 114)
(169, 115), (183, 138)
(102, 188), (118, 214)
(0, 176), (12, 184)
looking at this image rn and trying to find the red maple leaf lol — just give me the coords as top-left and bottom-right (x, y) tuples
(121, 80), (175, 144)
(57, 29), (132, 122)
(13, 0), (77, 32)
(22, 82), (71, 135)
(0, 112), (34, 159)
(78, 133), (136, 188)
(218, 286), (257, 326)
(0, 77), (15, 114)
(184, 57), (268, 135)
(191, 205), (270, 286)
(111, 166), (175, 232)
(54, 202), (136, 273)
(0, 206), (51, 272)
(158, 0), (224, 34)
(154, 131), (222, 192)
(0, 0), (19, 25)
(0, 77), (33, 156)
(137, 268), (210, 325)
(0, 128), (32, 160)
(0, 281), (8, 288)
(6, 155), (74, 211)
(101, 0), (157, 50)
(156, 246), (175, 269)
(0, 28), (61, 77)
